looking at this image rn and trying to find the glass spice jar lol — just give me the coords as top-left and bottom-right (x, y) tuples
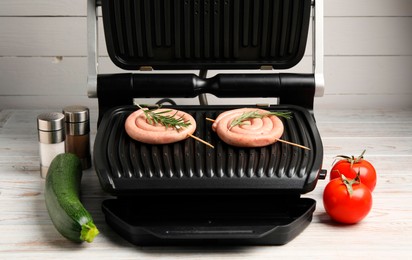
(37, 112), (66, 178)
(63, 105), (91, 170)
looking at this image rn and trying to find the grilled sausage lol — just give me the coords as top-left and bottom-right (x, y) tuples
(125, 108), (196, 144)
(212, 108), (284, 147)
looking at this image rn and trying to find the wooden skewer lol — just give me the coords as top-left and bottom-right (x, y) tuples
(188, 134), (214, 149)
(175, 125), (214, 148)
(274, 138), (310, 150)
(205, 118), (310, 150)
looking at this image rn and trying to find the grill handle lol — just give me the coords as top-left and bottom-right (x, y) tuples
(144, 225), (276, 240)
(97, 73), (315, 125)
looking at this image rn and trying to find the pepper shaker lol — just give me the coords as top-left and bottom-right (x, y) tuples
(37, 112), (66, 178)
(63, 105), (92, 169)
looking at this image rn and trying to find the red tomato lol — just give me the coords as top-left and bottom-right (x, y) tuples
(323, 175), (373, 224)
(330, 150), (377, 192)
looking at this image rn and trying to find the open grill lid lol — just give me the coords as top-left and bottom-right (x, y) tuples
(101, 0), (312, 70)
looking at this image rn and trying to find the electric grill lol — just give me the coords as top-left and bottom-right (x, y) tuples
(87, 0), (326, 245)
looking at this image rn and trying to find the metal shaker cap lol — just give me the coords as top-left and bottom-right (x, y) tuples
(63, 105), (89, 123)
(63, 105), (90, 135)
(37, 112), (65, 143)
(37, 112), (65, 131)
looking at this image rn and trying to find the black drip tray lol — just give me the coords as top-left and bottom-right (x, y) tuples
(102, 194), (316, 246)
(94, 105), (323, 195)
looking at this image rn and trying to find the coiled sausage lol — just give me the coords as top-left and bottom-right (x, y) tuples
(212, 108), (284, 147)
(125, 108), (196, 144)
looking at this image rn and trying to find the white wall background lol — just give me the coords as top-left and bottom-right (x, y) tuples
(0, 0), (411, 111)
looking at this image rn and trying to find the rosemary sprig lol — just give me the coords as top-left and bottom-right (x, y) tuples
(229, 110), (292, 129)
(136, 104), (191, 130)
(135, 104), (214, 148)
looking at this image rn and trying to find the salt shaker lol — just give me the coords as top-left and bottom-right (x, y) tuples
(63, 105), (91, 170)
(37, 112), (66, 178)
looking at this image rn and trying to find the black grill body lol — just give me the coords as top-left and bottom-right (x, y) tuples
(92, 0), (324, 245)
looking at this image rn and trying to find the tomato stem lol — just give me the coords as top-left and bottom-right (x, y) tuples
(334, 150), (367, 168)
(340, 171), (361, 197)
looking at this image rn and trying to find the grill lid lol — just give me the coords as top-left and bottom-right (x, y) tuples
(94, 105), (323, 196)
(101, 0), (312, 70)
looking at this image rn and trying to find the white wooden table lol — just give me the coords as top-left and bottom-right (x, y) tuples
(1, 108), (411, 259)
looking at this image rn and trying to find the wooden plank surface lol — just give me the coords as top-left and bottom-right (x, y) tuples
(0, 0), (85, 16)
(0, 108), (411, 259)
(325, 0), (412, 17)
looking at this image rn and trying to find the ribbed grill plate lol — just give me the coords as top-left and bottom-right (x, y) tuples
(94, 105), (323, 195)
(101, 0), (311, 70)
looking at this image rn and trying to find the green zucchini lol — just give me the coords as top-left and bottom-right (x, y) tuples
(45, 153), (99, 243)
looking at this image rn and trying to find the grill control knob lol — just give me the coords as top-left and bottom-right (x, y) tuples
(319, 169), (328, 180)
